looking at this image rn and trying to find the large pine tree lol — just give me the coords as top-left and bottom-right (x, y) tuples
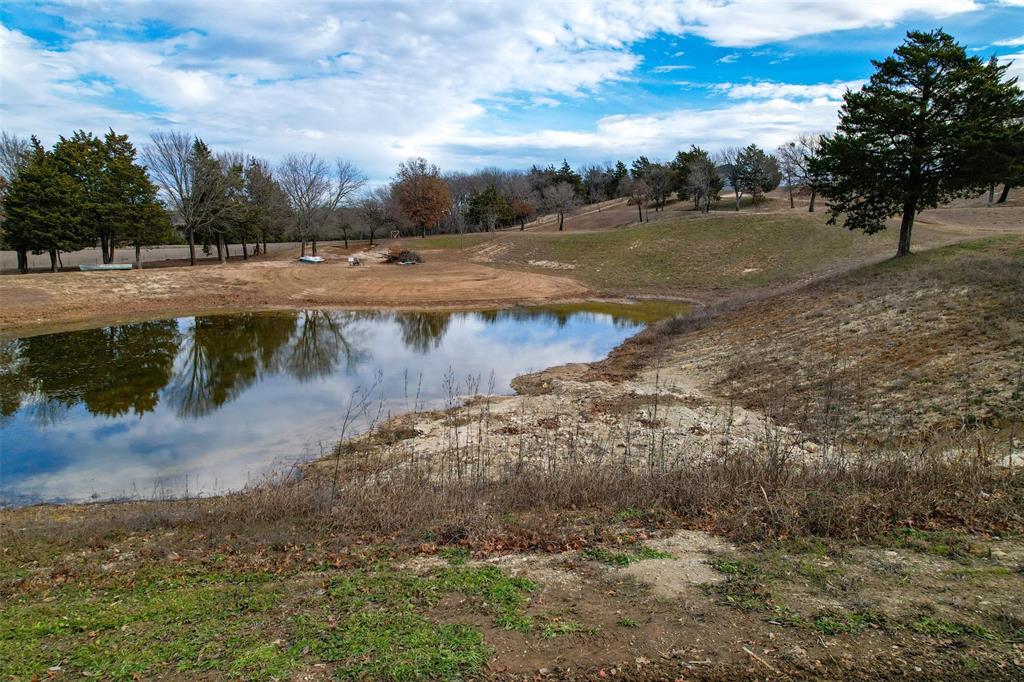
(817, 30), (1024, 257)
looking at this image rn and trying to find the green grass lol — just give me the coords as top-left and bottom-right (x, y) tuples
(582, 545), (673, 566)
(539, 618), (583, 639)
(1, 562), (538, 681)
(887, 527), (987, 561)
(910, 617), (994, 641)
(709, 557), (775, 611)
(812, 610), (889, 636)
(420, 211), (911, 296)
(0, 571), (295, 681)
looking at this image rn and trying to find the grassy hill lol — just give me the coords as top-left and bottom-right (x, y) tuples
(422, 205), (989, 301)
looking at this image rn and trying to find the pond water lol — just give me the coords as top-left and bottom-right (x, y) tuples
(0, 303), (683, 506)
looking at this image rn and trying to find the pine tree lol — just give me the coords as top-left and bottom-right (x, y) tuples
(817, 29), (1024, 257)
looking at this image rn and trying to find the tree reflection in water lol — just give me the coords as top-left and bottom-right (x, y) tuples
(0, 306), (646, 426)
(1, 310), (378, 422)
(1, 321), (181, 424)
(394, 312), (451, 354)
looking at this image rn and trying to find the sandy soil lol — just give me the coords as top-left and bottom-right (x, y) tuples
(0, 243), (588, 336)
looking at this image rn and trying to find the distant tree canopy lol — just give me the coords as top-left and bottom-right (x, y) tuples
(816, 29), (1024, 257)
(1, 131), (168, 272)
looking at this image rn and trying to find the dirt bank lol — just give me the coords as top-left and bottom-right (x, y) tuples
(0, 244), (588, 336)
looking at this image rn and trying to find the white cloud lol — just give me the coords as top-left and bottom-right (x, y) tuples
(1000, 52), (1024, 81)
(444, 95), (845, 161)
(714, 80), (864, 100)
(652, 64), (695, 72)
(993, 35), (1024, 46)
(717, 53), (740, 64)
(0, 1), (986, 177)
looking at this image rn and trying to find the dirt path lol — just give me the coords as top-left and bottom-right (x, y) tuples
(0, 244), (588, 336)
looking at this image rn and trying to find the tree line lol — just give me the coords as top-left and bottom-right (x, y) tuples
(1, 29), (1020, 268)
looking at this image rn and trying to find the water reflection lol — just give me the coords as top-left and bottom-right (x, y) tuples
(0, 304), (677, 506)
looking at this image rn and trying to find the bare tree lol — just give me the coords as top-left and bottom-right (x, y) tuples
(499, 171), (536, 230)
(645, 163), (674, 211)
(0, 131), (31, 182)
(686, 157), (721, 213)
(144, 131), (230, 266)
(793, 134), (824, 212)
(776, 142), (801, 209)
(716, 146), (744, 211)
(277, 154), (366, 256)
(622, 177), (650, 222)
(356, 186), (398, 247)
(543, 182), (578, 231)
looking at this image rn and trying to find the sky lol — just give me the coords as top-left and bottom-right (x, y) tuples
(1, 0), (1023, 182)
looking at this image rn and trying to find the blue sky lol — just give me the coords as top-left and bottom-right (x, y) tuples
(1, 1), (1022, 181)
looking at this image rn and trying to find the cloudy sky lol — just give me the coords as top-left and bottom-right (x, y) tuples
(2, 0), (1022, 181)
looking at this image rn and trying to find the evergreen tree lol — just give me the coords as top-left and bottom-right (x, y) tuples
(2, 138), (88, 272)
(735, 144), (781, 205)
(466, 183), (511, 231)
(817, 29), (1024, 257)
(100, 130), (170, 266)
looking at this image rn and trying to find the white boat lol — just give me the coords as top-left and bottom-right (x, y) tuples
(79, 263), (132, 271)
(298, 255), (324, 263)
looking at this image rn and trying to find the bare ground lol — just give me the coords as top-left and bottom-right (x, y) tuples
(0, 244), (587, 336)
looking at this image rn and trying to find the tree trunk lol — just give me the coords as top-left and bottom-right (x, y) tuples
(987, 182), (995, 208)
(100, 235), (109, 264)
(636, 202), (642, 222)
(558, 212), (564, 231)
(57, 251), (64, 269)
(241, 236), (248, 260)
(107, 240), (115, 264)
(311, 237), (318, 256)
(519, 218), (525, 231)
(734, 188), (741, 211)
(300, 239), (306, 257)
(16, 247), (27, 274)
(421, 224), (427, 238)
(997, 183), (1011, 204)
(48, 249), (58, 273)
(224, 241), (231, 260)
(343, 233), (348, 249)
(808, 189), (817, 213)
(188, 229), (196, 266)
(135, 241), (142, 269)
(788, 186), (794, 209)
(369, 231), (375, 247)
(217, 236), (226, 263)
(897, 197), (916, 258)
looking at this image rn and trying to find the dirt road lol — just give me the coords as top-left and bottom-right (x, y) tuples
(0, 244), (588, 336)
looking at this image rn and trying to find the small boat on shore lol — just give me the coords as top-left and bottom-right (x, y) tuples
(298, 256), (324, 263)
(79, 263), (133, 272)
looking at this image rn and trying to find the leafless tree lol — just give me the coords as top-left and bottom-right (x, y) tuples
(278, 153), (366, 256)
(543, 182), (578, 231)
(776, 142), (801, 209)
(498, 171), (536, 229)
(716, 146), (744, 211)
(0, 131), (31, 182)
(356, 186), (398, 246)
(793, 134), (825, 212)
(622, 177), (650, 222)
(645, 163), (674, 210)
(686, 158), (721, 213)
(143, 131), (231, 266)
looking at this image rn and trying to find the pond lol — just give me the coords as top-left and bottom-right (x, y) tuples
(0, 303), (685, 506)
